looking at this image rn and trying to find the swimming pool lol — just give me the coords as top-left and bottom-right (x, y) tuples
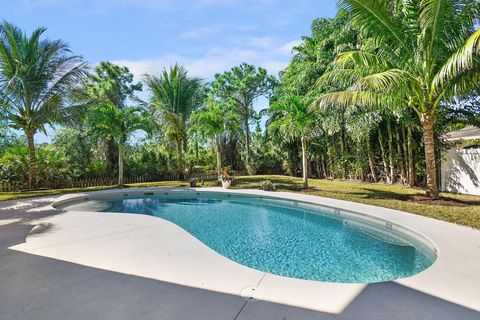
(59, 191), (436, 283)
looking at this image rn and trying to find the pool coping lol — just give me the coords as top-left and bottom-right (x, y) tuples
(7, 187), (480, 313)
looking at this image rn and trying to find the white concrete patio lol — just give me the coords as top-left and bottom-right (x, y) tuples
(1, 188), (480, 319)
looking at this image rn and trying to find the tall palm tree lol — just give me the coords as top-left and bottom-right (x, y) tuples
(268, 95), (314, 188)
(87, 104), (149, 186)
(144, 64), (203, 177)
(0, 22), (86, 188)
(316, 0), (480, 198)
(81, 62), (142, 175)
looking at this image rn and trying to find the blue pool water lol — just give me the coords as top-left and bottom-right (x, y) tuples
(62, 192), (436, 283)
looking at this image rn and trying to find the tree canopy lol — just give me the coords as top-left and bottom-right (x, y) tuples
(1, 7), (480, 198)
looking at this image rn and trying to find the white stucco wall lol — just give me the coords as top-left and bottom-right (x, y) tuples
(441, 148), (480, 196)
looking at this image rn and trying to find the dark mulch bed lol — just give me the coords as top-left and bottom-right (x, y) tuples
(408, 195), (480, 207)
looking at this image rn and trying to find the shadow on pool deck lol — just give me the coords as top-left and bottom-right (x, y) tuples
(0, 200), (479, 320)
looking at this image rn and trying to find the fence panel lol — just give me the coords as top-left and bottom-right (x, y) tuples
(1, 169), (267, 192)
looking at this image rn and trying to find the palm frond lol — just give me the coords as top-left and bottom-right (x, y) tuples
(432, 29), (480, 96)
(338, 0), (412, 59)
(312, 90), (404, 112)
(352, 68), (415, 92)
(335, 50), (391, 69)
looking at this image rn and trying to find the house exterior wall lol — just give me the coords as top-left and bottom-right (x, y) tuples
(441, 148), (480, 196)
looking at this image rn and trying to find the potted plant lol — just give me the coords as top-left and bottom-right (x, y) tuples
(260, 179), (276, 191)
(219, 170), (234, 189)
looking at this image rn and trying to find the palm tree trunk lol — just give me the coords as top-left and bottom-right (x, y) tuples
(321, 155), (327, 179)
(195, 140), (199, 162)
(301, 136), (308, 189)
(366, 137), (379, 182)
(229, 135), (236, 169)
(386, 120), (396, 184)
(316, 158), (322, 178)
(407, 126), (416, 187)
(177, 139), (184, 179)
(118, 143), (124, 187)
(359, 145), (367, 181)
(339, 127), (346, 179)
(25, 129), (37, 189)
(396, 130), (407, 185)
(421, 113), (439, 198)
(378, 128), (390, 183)
(216, 138), (222, 177)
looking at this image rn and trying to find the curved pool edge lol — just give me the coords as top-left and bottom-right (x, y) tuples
(13, 187), (480, 312)
(52, 187), (439, 261)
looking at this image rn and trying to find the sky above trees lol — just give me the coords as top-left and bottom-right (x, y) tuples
(1, 0), (337, 80)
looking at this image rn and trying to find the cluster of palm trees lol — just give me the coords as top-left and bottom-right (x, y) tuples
(0, 22), (274, 188)
(270, 0), (480, 198)
(317, 0), (480, 198)
(1, 0), (479, 199)
(0, 22), (201, 187)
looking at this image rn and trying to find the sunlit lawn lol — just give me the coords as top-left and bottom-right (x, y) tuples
(1, 175), (479, 229)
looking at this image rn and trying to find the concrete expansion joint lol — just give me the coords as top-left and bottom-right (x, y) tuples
(233, 301), (248, 320)
(238, 273), (267, 302)
(256, 273), (267, 286)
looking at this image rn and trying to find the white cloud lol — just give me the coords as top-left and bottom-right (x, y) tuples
(112, 48), (262, 81)
(111, 39), (297, 82)
(277, 39), (302, 55)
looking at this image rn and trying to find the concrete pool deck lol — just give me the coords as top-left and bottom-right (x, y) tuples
(1, 187), (479, 319)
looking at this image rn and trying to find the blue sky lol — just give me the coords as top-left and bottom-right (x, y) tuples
(1, 0), (338, 141)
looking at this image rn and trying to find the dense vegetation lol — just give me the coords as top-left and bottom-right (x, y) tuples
(1, 1), (479, 199)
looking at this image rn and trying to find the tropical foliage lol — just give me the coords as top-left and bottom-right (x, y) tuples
(144, 64), (204, 177)
(211, 63), (277, 167)
(1, 3), (479, 199)
(268, 95), (314, 188)
(0, 21), (86, 188)
(87, 104), (149, 186)
(315, 0), (480, 197)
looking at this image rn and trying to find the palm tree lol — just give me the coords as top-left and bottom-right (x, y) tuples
(316, 0), (480, 198)
(87, 104), (148, 186)
(144, 64), (203, 177)
(189, 100), (240, 176)
(268, 95), (314, 188)
(81, 62), (142, 175)
(0, 22), (86, 188)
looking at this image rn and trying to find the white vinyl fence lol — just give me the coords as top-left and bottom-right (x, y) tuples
(441, 148), (480, 196)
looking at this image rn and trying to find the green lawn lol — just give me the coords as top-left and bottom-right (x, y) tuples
(1, 175), (479, 229)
